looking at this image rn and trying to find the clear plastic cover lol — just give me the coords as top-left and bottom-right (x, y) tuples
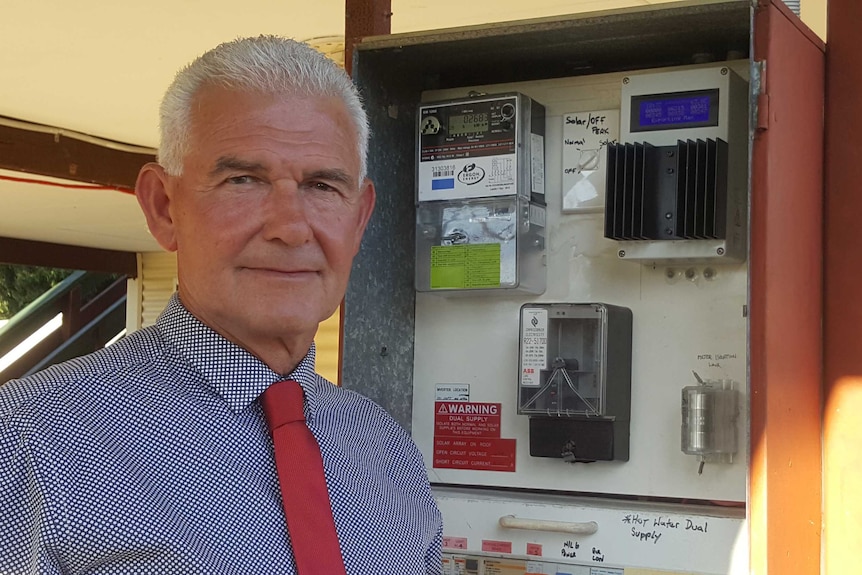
(518, 304), (606, 417)
(415, 197), (545, 294)
(681, 380), (739, 466)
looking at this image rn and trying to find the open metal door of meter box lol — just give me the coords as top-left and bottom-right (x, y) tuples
(343, 1), (824, 573)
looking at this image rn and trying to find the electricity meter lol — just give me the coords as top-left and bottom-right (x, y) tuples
(518, 303), (632, 462)
(681, 373), (740, 474)
(415, 93), (546, 295)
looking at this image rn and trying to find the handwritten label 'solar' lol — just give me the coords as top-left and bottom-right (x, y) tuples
(561, 109), (619, 213)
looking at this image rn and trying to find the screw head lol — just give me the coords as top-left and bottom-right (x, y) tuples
(665, 212), (673, 220)
(667, 167), (675, 175)
(665, 228), (673, 235)
(716, 247), (726, 256)
(618, 250), (626, 258)
(721, 67), (729, 75)
(622, 77), (630, 84)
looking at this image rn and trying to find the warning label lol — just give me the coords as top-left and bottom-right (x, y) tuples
(433, 401), (516, 472)
(435, 402), (501, 438)
(433, 437), (516, 472)
(481, 540), (513, 554)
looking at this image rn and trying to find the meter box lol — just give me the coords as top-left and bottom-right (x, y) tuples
(604, 66), (748, 263)
(518, 303), (632, 462)
(416, 93), (546, 294)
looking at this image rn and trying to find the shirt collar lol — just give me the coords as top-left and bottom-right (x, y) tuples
(156, 294), (320, 414)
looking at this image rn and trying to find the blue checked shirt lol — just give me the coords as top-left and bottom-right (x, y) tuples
(0, 295), (443, 574)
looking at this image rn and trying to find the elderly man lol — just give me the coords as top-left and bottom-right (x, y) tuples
(0, 36), (442, 574)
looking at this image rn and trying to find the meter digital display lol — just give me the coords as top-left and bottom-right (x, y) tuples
(417, 95), (522, 201)
(630, 89), (719, 132)
(448, 113), (489, 136)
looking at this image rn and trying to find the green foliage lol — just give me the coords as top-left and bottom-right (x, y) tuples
(0, 265), (74, 319)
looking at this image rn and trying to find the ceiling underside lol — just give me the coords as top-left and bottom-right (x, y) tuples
(0, 0), (689, 256)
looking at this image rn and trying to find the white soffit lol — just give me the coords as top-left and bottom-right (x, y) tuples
(0, 170), (161, 253)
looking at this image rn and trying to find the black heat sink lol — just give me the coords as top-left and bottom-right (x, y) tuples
(603, 138), (728, 241)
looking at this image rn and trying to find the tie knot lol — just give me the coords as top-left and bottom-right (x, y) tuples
(260, 379), (306, 431)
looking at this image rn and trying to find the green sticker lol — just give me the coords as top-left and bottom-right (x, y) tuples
(430, 244), (501, 289)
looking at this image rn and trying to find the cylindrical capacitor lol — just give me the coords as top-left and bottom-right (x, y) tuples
(681, 382), (738, 460)
(682, 386), (713, 453)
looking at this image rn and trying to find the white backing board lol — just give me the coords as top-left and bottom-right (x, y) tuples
(412, 63), (750, 503)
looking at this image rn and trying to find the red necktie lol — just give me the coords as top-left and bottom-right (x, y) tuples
(260, 380), (347, 575)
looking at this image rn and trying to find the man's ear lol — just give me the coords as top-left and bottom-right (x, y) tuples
(135, 163), (178, 252)
(351, 178), (376, 255)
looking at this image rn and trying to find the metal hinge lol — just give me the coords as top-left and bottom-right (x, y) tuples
(752, 60), (769, 132)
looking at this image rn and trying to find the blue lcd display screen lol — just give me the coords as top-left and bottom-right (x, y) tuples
(630, 89), (719, 132)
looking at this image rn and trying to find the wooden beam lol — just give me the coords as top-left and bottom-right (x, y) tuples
(0, 119), (154, 190)
(344, 0), (391, 75)
(823, 0), (862, 572)
(749, 2), (824, 573)
(0, 237), (137, 277)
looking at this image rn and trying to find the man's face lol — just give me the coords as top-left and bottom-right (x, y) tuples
(156, 87), (374, 353)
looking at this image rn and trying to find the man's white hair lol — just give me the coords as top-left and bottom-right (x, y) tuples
(158, 35), (369, 182)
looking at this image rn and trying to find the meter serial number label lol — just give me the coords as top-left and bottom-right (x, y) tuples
(520, 308), (549, 387)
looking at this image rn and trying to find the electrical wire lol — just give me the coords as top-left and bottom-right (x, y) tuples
(0, 174), (134, 195)
(0, 116), (156, 156)
(0, 115), (148, 194)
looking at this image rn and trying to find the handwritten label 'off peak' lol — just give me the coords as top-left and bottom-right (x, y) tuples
(565, 113), (612, 136)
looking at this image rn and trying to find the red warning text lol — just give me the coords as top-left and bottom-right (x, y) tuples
(433, 437), (516, 472)
(434, 401), (501, 438)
